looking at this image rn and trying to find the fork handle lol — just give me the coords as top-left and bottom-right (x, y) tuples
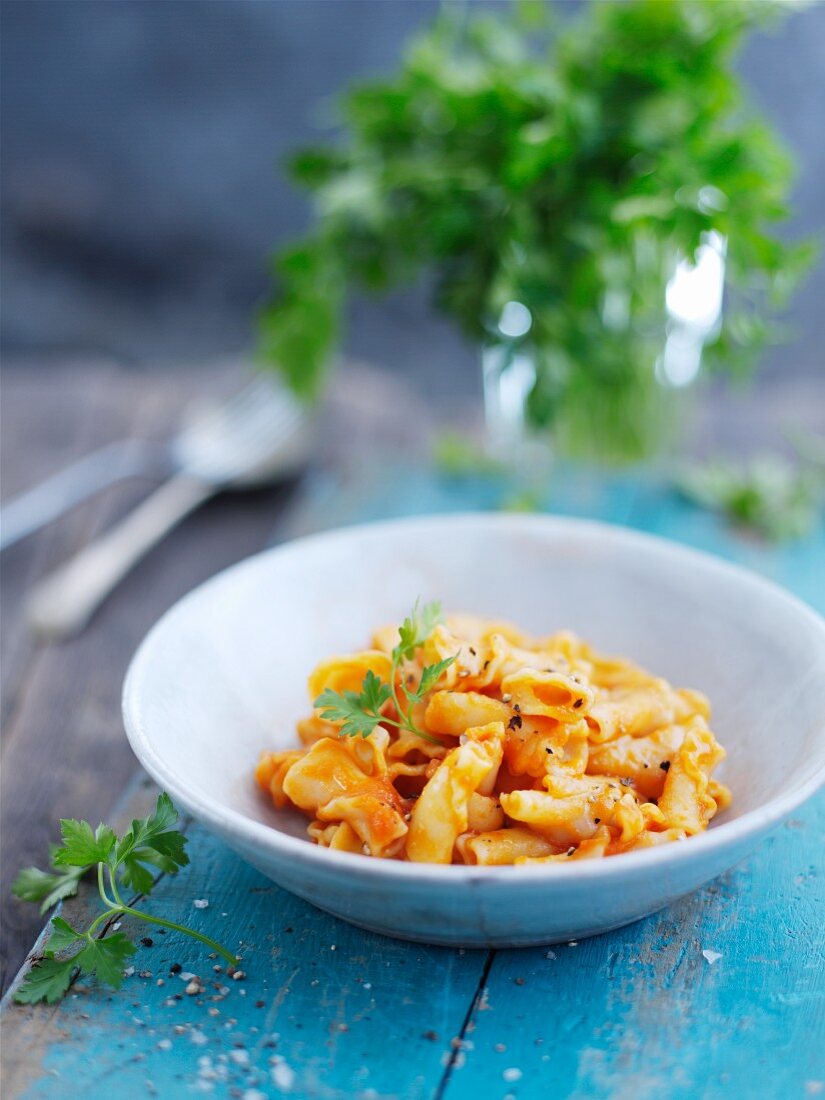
(26, 474), (215, 639)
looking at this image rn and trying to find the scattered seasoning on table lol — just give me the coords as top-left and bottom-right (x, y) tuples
(141, 937), (154, 947)
(170, 963), (182, 974)
(193, 898), (210, 909)
(423, 1030), (438, 1041)
(514, 977), (525, 986)
(503, 1068), (523, 1082)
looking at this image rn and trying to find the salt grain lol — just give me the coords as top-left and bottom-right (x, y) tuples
(702, 949), (722, 965)
(157, 1039), (172, 1052)
(190, 1029), (208, 1046)
(271, 1060), (296, 1090)
(193, 899), (209, 909)
(503, 1068), (523, 1082)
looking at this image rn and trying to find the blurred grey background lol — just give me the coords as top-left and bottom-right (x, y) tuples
(2, 0), (823, 397)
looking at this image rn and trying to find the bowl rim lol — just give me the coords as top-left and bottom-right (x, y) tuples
(123, 511), (825, 885)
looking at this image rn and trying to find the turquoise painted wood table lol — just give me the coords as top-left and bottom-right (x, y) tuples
(3, 463), (824, 1100)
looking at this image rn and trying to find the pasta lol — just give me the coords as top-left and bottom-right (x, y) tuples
(255, 612), (731, 864)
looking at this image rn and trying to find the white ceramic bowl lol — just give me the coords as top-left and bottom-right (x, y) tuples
(123, 514), (825, 947)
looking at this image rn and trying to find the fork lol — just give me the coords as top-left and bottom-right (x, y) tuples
(25, 375), (310, 639)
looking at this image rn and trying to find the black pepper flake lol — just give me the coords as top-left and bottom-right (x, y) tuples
(643, 763), (649, 769)
(507, 714), (523, 731)
(513, 704), (521, 712)
(285, 926), (294, 933)
(423, 1030), (438, 1041)
(594, 818), (601, 824)
(573, 698), (583, 709)
(545, 747), (554, 754)
(620, 777), (634, 787)
(169, 963), (182, 974)
(566, 847), (575, 857)
(660, 760), (671, 772)
(483, 660), (490, 670)
(469, 647), (477, 656)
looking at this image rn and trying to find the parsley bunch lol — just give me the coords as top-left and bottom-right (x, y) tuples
(259, 0), (814, 462)
(314, 600), (454, 744)
(12, 794), (238, 1005)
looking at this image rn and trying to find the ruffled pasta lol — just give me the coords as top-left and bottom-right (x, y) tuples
(256, 615), (731, 863)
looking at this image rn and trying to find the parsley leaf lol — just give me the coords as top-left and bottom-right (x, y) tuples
(47, 916), (84, 953)
(14, 957), (77, 1005)
(75, 934), (136, 990)
(115, 792), (189, 892)
(53, 820), (116, 868)
(13, 792), (238, 1006)
(315, 670), (392, 739)
(394, 600), (443, 664)
(405, 657), (456, 704)
(12, 856), (87, 915)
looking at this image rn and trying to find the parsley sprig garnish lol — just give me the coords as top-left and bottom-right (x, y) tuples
(314, 599), (455, 744)
(12, 793), (238, 1005)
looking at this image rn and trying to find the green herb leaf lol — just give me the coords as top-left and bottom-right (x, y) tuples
(114, 793), (189, 891)
(315, 669), (392, 739)
(11, 859), (87, 915)
(46, 916), (84, 953)
(678, 454), (824, 542)
(53, 821), (116, 868)
(14, 956), (78, 1005)
(394, 600), (443, 664)
(405, 657), (456, 704)
(74, 934), (137, 991)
